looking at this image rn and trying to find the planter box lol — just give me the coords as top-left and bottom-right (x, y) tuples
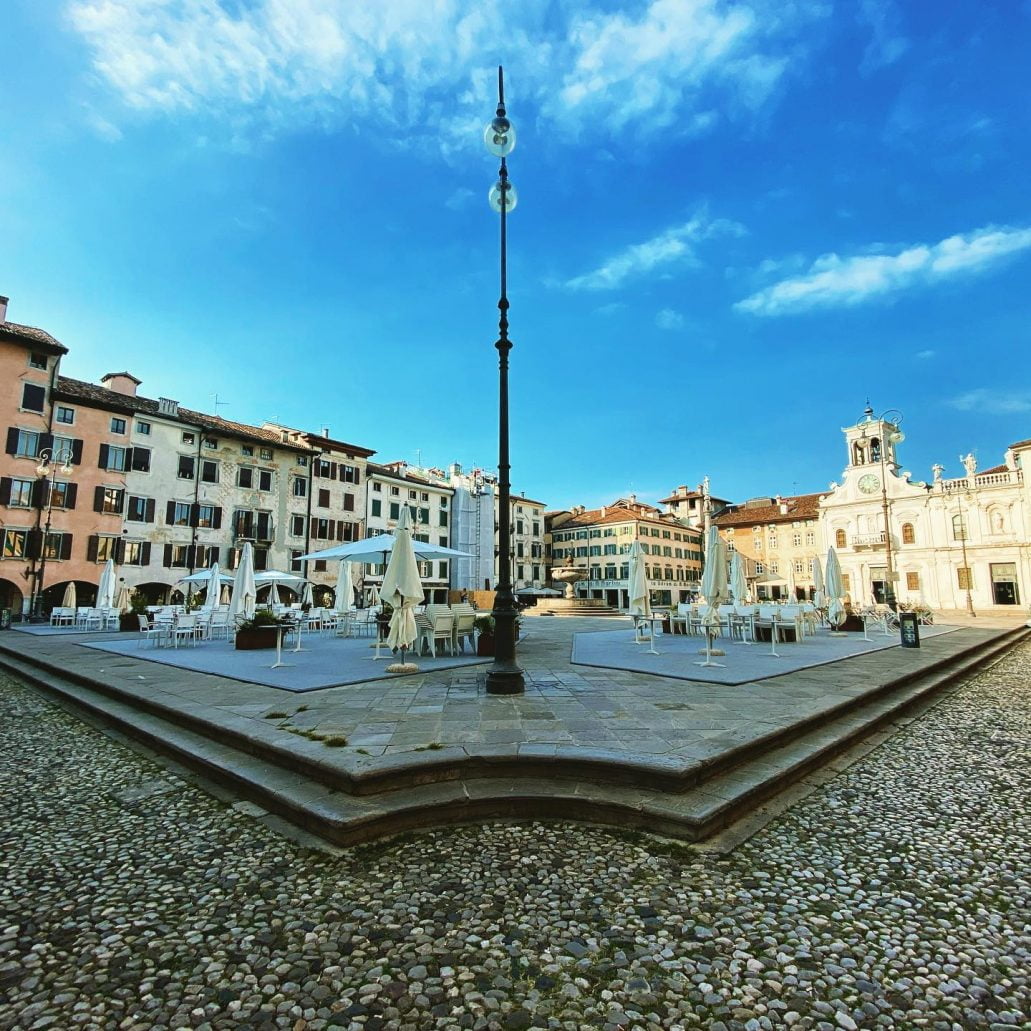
(119, 614), (140, 632)
(235, 626), (281, 650)
(476, 633), (495, 657)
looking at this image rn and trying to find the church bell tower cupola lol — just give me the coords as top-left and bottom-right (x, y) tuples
(842, 402), (905, 476)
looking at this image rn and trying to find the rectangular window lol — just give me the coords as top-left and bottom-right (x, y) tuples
(201, 460), (219, 483)
(55, 406), (75, 425)
(182, 432), (195, 445)
(172, 502), (192, 526)
(123, 542), (146, 566)
(292, 478), (306, 497)
(291, 514), (306, 537)
(101, 445), (128, 471)
(390, 486), (399, 496)
(341, 464), (360, 484)
(21, 383), (46, 412)
(373, 482), (382, 492)
(389, 502), (400, 520)
(242, 445), (253, 457)
(371, 499), (382, 517)
(178, 455), (195, 479)
(2, 528), (27, 558)
(170, 544), (190, 568)
(42, 532), (66, 560)
(50, 481), (74, 509)
(958, 567), (973, 590)
(258, 469), (273, 492)
(290, 550), (303, 572)
(11, 430), (40, 458)
(196, 505), (216, 528)
(110, 417), (127, 434)
(95, 536), (119, 562)
(136, 420), (151, 435)
(296, 455), (308, 467)
(7, 478), (34, 507)
(101, 487), (125, 514)
(127, 496), (154, 523)
(439, 510), (448, 527)
(28, 352), (48, 370)
(260, 448), (272, 461)
(906, 571), (920, 591)
(318, 488), (330, 508)
(203, 438), (218, 450)
(343, 493), (355, 512)
(237, 467), (253, 488)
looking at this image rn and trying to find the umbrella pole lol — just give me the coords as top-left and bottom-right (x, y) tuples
(647, 617), (660, 656)
(770, 621), (780, 657)
(270, 626), (291, 669)
(694, 625), (725, 667)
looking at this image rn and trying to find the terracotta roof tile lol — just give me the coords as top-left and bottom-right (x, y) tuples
(1, 320), (67, 354)
(714, 491), (824, 528)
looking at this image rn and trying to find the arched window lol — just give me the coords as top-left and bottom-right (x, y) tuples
(952, 514), (968, 541)
(869, 437), (881, 462)
(835, 528), (846, 548)
(901, 522), (915, 544)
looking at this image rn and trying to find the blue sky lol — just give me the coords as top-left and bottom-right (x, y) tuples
(2, 0), (1029, 511)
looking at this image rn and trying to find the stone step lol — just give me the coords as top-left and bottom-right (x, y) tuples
(0, 627), (1023, 844)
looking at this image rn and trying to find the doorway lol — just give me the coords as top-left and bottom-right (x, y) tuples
(990, 563), (1020, 605)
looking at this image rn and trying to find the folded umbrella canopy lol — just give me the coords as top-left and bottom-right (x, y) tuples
(825, 547), (845, 631)
(628, 540), (650, 618)
(228, 542), (256, 622)
(334, 561), (356, 615)
(62, 582), (77, 609)
(696, 526), (729, 668)
(378, 507), (423, 670)
(202, 561), (222, 610)
(96, 559), (116, 609)
(811, 556), (825, 610)
(730, 551), (748, 604)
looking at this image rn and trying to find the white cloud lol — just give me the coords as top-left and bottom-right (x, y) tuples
(65, 0), (824, 148)
(949, 389), (1031, 415)
(915, 349), (935, 359)
(444, 187), (475, 211)
(736, 225), (1031, 315)
(566, 214), (745, 292)
(857, 0), (909, 74)
(655, 308), (684, 330)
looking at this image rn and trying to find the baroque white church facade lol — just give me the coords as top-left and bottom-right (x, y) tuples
(819, 406), (1030, 614)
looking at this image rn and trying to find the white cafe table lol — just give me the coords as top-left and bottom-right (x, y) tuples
(632, 614), (663, 655)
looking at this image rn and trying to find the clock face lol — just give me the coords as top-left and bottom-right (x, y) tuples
(858, 473), (880, 495)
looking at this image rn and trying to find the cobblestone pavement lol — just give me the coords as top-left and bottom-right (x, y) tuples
(1, 643), (1028, 1031)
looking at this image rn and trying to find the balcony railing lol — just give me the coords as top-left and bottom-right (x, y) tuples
(850, 532), (887, 548)
(940, 470), (1021, 491)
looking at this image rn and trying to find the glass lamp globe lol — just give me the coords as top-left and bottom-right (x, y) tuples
(488, 180), (518, 214)
(483, 117), (516, 157)
(36, 459), (49, 476)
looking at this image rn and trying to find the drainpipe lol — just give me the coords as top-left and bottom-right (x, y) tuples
(186, 427), (205, 606)
(27, 357), (61, 617)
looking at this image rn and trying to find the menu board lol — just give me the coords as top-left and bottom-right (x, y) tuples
(899, 611), (920, 648)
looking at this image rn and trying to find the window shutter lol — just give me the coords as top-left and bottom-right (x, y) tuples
(5, 429), (18, 455)
(65, 484), (78, 510)
(113, 539), (125, 564)
(141, 542), (152, 566)
(186, 544), (196, 569)
(337, 520), (344, 540)
(39, 433), (53, 455)
(331, 462), (338, 480)
(165, 501), (175, 525)
(115, 490), (126, 515)
(131, 447), (151, 472)
(71, 439), (83, 465)
(190, 503), (200, 528)
(328, 520), (336, 541)
(98, 444), (110, 469)
(163, 543), (172, 567)
(354, 468), (360, 484)
(145, 498), (155, 523)
(94, 486), (106, 512)
(26, 529), (42, 560)
(213, 507), (222, 529)
(0, 477), (11, 505)
(87, 535), (99, 562)
(60, 534), (73, 560)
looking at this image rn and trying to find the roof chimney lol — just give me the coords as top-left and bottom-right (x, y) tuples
(101, 371), (141, 397)
(0, 296), (8, 322)
(321, 426), (329, 438)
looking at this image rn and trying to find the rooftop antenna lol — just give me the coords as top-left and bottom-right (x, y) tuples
(415, 448), (422, 468)
(213, 393), (231, 414)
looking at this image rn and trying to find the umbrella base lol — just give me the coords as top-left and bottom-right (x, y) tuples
(694, 660), (726, 667)
(697, 647), (726, 656)
(386, 662), (419, 673)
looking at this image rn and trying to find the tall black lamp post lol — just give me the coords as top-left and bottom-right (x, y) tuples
(484, 65), (525, 695)
(30, 446), (74, 619)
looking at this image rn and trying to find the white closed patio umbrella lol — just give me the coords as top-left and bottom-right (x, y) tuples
(825, 547), (846, 634)
(730, 551), (748, 605)
(628, 541), (657, 654)
(378, 506), (423, 672)
(696, 526), (729, 668)
(202, 561), (222, 611)
(62, 582), (77, 609)
(96, 559), (116, 609)
(787, 563), (798, 604)
(116, 584), (131, 614)
(811, 556), (825, 611)
(334, 561), (356, 615)
(228, 543), (256, 624)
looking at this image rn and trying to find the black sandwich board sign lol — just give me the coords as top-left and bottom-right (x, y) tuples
(899, 611), (920, 648)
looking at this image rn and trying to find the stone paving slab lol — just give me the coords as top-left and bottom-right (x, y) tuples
(572, 622), (961, 683)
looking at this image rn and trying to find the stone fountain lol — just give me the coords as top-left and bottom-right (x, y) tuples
(538, 565), (619, 617)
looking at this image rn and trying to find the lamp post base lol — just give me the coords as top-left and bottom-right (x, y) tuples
(485, 664), (525, 695)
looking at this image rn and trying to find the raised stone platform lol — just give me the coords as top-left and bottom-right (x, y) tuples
(0, 616), (1025, 845)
